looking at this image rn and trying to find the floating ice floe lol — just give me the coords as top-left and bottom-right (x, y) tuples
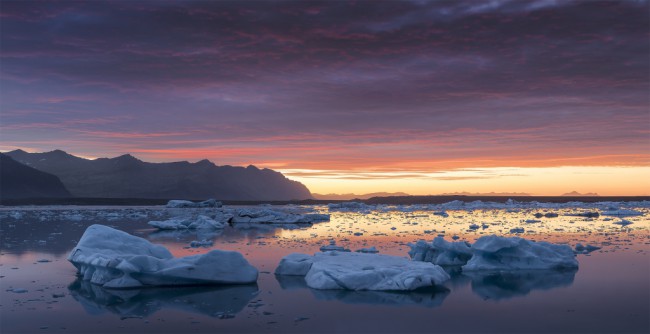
(166, 199), (222, 208)
(613, 219), (633, 227)
(408, 237), (472, 266)
(410, 235), (578, 271)
(432, 211), (449, 218)
(230, 209), (329, 224)
(320, 240), (350, 252)
(534, 212), (558, 218)
(356, 246), (379, 254)
(148, 215), (228, 230)
(574, 243), (601, 254)
(463, 235), (578, 271)
(68, 224), (258, 288)
(275, 251), (450, 291)
(601, 208), (643, 217)
(565, 211), (600, 218)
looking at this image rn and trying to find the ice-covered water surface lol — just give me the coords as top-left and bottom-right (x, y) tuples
(1, 203), (648, 333)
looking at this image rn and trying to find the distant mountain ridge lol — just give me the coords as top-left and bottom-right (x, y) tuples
(439, 191), (532, 196)
(561, 191), (599, 196)
(312, 192), (410, 200)
(0, 153), (72, 199)
(6, 149), (312, 201)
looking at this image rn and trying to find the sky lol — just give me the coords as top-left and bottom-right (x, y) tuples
(1, 0), (649, 196)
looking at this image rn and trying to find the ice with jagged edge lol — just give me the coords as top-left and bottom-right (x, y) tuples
(275, 251), (449, 291)
(408, 237), (473, 266)
(410, 235), (578, 271)
(68, 224), (258, 289)
(463, 235), (579, 271)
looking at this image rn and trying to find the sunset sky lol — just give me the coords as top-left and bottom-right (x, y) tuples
(1, 0), (649, 195)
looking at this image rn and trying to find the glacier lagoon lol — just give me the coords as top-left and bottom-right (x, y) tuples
(1, 202), (648, 333)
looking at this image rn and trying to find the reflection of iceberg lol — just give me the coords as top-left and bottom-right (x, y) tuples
(464, 269), (577, 301)
(275, 275), (448, 308)
(68, 279), (258, 318)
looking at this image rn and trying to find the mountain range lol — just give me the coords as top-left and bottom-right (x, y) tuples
(561, 191), (600, 196)
(4, 149), (311, 201)
(0, 153), (72, 199)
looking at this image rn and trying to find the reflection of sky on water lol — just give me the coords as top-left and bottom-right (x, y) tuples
(0, 205), (648, 333)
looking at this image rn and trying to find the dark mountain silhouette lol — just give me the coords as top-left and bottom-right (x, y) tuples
(6, 149), (312, 201)
(561, 191), (599, 196)
(0, 153), (72, 199)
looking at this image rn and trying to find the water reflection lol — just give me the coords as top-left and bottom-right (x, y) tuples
(462, 269), (577, 301)
(275, 275), (449, 308)
(68, 280), (259, 318)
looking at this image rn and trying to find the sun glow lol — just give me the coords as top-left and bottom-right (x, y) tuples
(280, 166), (650, 196)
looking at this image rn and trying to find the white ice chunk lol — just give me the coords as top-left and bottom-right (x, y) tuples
(274, 253), (314, 276)
(68, 224), (257, 288)
(462, 235), (578, 271)
(408, 237), (473, 266)
(276, 252), (450, 291)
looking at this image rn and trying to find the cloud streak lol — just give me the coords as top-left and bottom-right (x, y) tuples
(0, 0), (648, 192)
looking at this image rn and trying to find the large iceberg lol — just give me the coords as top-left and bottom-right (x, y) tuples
(68, 225), (258, 288)
(166, 199), (222, 208)
(463, 235), (578, 271)
(408, 237), (473, 266)
(410, 235), (578, 271)
(275, 251), (449, 291)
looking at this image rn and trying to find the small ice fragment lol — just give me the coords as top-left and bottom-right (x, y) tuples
(613, 219), (633, 226)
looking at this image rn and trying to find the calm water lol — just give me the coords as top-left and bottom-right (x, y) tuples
(1, 204), (648, 333)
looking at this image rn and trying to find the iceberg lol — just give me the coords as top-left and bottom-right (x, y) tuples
(166, 199), (222, 208)
(275, 251), (449, 291)
(148, 215), (228, 230)
(68, 224), (258, 288)
(408, 237), (473, 266)
(463, 235), (578, 271)
(231, 209), (329, 224)
(411, 236), (579, 271)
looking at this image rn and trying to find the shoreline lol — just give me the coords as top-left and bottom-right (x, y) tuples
(1, 195), (648, 207)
